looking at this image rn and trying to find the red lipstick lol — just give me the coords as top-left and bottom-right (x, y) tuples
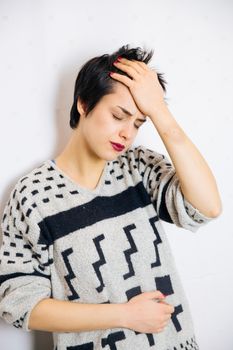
(110, 142), (125, 152)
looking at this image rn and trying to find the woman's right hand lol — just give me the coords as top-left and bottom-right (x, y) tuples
(123, 290), (174, 334)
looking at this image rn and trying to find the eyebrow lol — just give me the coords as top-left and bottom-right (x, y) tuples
(116, 105), (147, 122)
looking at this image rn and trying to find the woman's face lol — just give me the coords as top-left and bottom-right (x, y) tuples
(77, 82), (148, 161)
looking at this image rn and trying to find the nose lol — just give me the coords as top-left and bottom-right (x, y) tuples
(119, 122), (136, 141)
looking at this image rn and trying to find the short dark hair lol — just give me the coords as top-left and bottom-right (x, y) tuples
(70, 44), (167, 129)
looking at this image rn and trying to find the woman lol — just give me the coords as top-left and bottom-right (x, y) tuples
(0, 44), (222, 349)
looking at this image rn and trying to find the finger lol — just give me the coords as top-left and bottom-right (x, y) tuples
(156, 327), (164, 333)
(132, 59), (149, 72)
(161, 321), (168, 329)
(162, 304), (174, 314)
(158, 300), (169, 305)
(118, 57), (146, 74)
(109, 72), (134, 88)
(164, 314), (172, 321)
(166, 304), (174, 315)
(113, 61), (141, 79)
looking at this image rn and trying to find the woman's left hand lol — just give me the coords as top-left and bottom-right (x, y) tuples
(110, 57), (167, 118)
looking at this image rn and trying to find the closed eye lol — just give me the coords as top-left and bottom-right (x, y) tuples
(112, 115), (140, 129)
(112, 115), (121, 120)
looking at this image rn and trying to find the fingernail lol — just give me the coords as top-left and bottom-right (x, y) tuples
(117, 56), (123, 61)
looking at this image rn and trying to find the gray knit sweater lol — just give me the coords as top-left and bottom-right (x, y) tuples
(0, 144), (215, 350)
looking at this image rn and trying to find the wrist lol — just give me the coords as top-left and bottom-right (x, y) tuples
(118, 302), (130, 329)
(149, 102), (168, 120)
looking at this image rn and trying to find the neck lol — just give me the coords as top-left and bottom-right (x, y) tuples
(55, 129), (106, 184)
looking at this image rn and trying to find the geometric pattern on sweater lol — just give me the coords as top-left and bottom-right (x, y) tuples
(0, 144), (215, 349)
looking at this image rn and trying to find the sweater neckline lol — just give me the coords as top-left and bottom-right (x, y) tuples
(45, 159), (110, 196)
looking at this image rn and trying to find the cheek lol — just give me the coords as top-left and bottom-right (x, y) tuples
(94, 116), (117, 135)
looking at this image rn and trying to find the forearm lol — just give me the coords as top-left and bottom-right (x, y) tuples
(28, 298), (127, 332)
(149, 105), (222, 218)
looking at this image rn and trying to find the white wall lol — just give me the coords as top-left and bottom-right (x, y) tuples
(0, 0), (232, 349)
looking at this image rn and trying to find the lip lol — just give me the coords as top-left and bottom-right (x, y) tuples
(110, 141), (125, 151)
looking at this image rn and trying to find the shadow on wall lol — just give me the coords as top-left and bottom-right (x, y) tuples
(0, 320), (53, 349)
(33, 331), (54, 350)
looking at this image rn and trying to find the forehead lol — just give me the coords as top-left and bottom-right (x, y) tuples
(103, 84), (145, 118)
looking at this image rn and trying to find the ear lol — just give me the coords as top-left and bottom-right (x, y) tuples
(77, 97), (86, 116)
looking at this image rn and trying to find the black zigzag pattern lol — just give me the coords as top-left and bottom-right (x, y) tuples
(93, 234), (107, 293)
(61, 248), (80, 301)
(149, 215), (162, 268)
(123, 224), (138, 280)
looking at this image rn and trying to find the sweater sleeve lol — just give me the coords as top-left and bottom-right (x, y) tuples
(0, 183), (52, 331)
(130, 144), (217, 232)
